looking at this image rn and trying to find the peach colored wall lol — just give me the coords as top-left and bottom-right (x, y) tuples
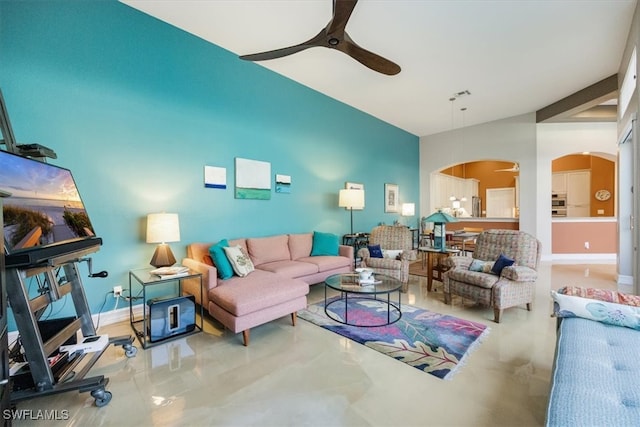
(551, 221), (616, 253)
(551, 154), (615, 216)
(590, 156), (615, 216)
(441, 161), (517, 213)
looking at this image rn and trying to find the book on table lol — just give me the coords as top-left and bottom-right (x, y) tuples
(150, 266), (189, 277)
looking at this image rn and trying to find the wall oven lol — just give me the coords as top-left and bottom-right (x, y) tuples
(551, 194), (567, 208)
(552, 194), (567, 217)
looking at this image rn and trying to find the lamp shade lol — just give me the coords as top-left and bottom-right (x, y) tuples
(338, 189), (365, 209)
(424, 211), (457, 224)
(401, 203), (415, 216)
(425, 210), (457, 250)
(146, 213), (181, 244)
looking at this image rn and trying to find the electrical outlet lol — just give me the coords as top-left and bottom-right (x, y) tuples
(113, 285), (122, 297)
(584, 241), (590, 250)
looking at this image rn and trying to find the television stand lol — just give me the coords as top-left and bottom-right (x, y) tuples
(5, 251), (136, 407)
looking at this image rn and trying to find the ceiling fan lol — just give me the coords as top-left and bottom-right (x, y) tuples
(239, 0), (401, 76)
(495, 163), (520, 172)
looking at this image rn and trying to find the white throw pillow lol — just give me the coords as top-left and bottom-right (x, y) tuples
(382, 249), (403, 260)
(223, 245), (255, 277)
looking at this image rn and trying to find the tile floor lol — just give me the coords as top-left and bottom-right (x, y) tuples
(11, 261), (618, 426)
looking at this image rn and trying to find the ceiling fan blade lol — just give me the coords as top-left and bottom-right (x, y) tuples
(327, 0), (358, 33)
(339, 35), (401, 75)
(239, 0), (401, 76)
(494, 163), (519, 172)
(239, 31), (325, 62)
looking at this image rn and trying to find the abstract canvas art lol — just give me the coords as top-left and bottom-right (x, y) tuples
(204, 166), (226, 189)
(275, 174), (291, 194)
(235, 158), (271, 200)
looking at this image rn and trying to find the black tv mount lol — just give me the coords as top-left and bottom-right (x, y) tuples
(0, 89), (56, 159)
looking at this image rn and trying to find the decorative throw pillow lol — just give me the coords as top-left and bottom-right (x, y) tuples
(551, 290), (640, 330)
(469, 259), (495, 273)
(367, 244), (383, 258)
(209, 239), (234, 280)
(382, 249), (403, 260)
(310, 231), (339, 256)
(558, 286), (640, 307)
(202, 254), (214, 266)
(491, 253), (515, 275)
(223, 245), (255, 277)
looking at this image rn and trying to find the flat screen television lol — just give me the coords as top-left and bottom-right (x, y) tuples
(0, 149), (102, 268)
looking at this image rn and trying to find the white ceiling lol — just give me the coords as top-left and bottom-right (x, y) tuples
(122, 0), (636, 137)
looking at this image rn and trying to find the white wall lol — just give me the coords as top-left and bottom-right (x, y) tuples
(420, 115), (617, 260)
(537, 122), (618, 259)
(420, 112), (537, 235)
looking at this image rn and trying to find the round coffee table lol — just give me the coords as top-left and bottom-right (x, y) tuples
(324, 273), (402, 327)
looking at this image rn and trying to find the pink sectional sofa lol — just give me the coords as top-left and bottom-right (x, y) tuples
(182, 233), (353, 345)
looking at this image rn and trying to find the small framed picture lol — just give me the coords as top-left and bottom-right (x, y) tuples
(385, 183), (399, 213)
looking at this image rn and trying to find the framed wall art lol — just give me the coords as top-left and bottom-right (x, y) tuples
(204, 165), (227, 189)
(235, 157), (271, 200)
(385, 183), (399, 213)
(275, 174), (291, 194)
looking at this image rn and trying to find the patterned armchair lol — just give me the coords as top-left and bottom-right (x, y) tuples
(357, 225), (417, 292)
(443, 229), (541, 323)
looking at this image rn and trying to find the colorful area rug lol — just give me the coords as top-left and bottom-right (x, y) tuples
(298, 297), (489, 380)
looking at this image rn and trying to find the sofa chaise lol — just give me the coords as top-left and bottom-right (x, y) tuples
(181, 233), (353, 345)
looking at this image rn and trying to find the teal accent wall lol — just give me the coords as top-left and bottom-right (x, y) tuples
(0, 1), (418, 322)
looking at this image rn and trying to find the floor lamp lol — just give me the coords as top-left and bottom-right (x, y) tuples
(339, 189), (365, 235)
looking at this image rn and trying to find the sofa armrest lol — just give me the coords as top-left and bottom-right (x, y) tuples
(339, 244), (354, 260)
(182, 257), (218, 292)
(445, 255), (473, 269)
(501, 265), (537, 282)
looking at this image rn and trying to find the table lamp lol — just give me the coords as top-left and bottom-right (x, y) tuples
(424, 210), (457, 250)
(401, 203), (415, 226)
(339, 189), (365, 235)
(146, 213), (181, 268)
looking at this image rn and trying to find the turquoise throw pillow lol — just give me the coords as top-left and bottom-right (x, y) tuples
(310, 231), (339, 256)
(209, 239), (234, 279)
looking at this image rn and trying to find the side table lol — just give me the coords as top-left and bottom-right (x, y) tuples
(129, 268), (203, 349)
(418, 246), (460, 291)
(343, 233), (370, 267)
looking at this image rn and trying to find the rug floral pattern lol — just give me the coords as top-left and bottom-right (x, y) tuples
(298, 297), (489, 380)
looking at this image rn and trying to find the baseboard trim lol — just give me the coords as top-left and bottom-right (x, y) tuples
(617, 274), (634, 294)
(547, 253), (616, 263)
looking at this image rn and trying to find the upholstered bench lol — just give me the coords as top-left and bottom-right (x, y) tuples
(546, 288), (640, 425)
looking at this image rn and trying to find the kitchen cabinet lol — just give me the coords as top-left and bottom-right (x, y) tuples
(552, 173), (567, 194)
(566, 171), (590, 217)
(429, 173), (478, 215)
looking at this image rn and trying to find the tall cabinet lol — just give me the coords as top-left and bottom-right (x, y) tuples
(0, 191), (10, 423)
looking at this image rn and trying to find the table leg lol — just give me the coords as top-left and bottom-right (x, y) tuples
(345, 291), (348, 324)
(427, 252), (434, 292)
(387, 292), (390, 324)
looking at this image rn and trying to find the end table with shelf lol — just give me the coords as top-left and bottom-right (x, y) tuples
(128, 268), (203, 349)
(417, 246), (460, 291)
